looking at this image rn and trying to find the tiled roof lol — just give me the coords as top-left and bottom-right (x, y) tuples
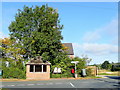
(62, 43), (74, 55)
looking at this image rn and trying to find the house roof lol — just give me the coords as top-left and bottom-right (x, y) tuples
(62, 43), (74, 55)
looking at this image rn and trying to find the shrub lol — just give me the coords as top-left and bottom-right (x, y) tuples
(2, 67), (10, 78)
(51, 74), (61, 78)
(2, 64), (26, 79)
(51, 70), (73, 78)
(61, 73), (68, 78)
(111, 65), (120, 71)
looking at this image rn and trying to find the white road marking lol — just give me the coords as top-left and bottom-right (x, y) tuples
(27, 84), (34, 86)
(70, 82), (75, 88)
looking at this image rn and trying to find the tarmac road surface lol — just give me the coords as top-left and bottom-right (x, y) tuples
(1, 76), (120, 89)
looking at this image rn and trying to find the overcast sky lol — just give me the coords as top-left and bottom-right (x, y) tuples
(1, 2), (118, 65)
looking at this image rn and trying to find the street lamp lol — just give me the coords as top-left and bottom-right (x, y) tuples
(71, 61), (79, 78)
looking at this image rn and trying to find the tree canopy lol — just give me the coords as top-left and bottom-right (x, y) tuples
(9, 5), (64, 65)
(101, 61), (111, 70)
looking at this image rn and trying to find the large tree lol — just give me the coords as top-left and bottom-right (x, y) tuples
(9, 5), (64, 65)
(101, 61), (111, 70)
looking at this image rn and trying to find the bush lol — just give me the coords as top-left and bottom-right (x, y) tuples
(51, 71), (73, 78)
(51, 74), (61, 78)
(2, 65), (26, 79)
(2, 67), (10, 78)
(50, 66), (74, 78)
(111, 65), (120, 71)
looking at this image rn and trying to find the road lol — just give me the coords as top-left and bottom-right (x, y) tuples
(1, 76), (120, 89)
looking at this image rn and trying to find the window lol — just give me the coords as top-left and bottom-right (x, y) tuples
(43, 65), (47, 72)
(30, 65), (34, 72)
(35, 65), (42, 72)
(29, 65), (47, 72)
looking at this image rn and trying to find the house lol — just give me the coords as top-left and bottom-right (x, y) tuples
(62, 43), (74, 58)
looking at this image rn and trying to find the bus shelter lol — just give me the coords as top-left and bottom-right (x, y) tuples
(26, 56), (51, 80)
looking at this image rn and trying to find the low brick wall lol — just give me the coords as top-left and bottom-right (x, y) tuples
(26, 72), (50, 80)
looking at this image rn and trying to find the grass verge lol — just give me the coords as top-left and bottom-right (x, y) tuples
(98, 73), (118, 76)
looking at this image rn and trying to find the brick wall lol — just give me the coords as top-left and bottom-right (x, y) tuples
(26, 65), (50, 80)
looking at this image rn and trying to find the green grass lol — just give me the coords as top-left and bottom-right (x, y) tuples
(86, 76), (102, 78)
(98, 73), (118, 76)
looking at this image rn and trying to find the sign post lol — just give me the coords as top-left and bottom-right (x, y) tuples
(71, 61), (79, 78)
